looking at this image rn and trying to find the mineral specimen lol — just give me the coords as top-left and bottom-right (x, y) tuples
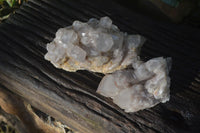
(97, 57), (171, 112)
(45, 16), (171, 113)
(44, 17), (145, 73)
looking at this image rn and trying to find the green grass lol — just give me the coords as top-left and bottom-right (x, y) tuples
(0, 0), (27, 22)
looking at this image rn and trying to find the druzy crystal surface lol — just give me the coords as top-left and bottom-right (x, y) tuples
(97, 57), (171, 112)
(45, 17), (145, 73)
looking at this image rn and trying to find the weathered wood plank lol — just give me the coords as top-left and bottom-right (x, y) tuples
(0, 0), (200, 132)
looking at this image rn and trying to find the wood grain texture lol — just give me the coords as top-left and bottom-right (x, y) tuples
(0, 0), (200, 132)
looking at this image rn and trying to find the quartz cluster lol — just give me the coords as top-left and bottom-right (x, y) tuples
(97, 57), (171, 112)
(45, 17), (171, 113)
(45, 17), (145, 73)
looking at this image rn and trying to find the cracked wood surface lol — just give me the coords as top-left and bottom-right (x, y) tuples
(0, 0), (200, 133)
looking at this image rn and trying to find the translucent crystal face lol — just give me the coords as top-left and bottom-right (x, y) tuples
(45, 17), (146, 73)
(97, 57), (171, 113)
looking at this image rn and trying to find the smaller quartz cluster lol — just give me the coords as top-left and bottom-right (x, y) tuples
(45, 17), (145, 73)
(97, 57), (171, 112)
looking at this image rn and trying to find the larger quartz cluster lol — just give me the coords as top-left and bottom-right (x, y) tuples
(45, 17), (171, 113)
(45, 17), (145, 73)
(97, 57), (171, 112)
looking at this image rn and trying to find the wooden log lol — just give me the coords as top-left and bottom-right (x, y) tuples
(0, 86), (66, 133)
(0, 0), (200, 132)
